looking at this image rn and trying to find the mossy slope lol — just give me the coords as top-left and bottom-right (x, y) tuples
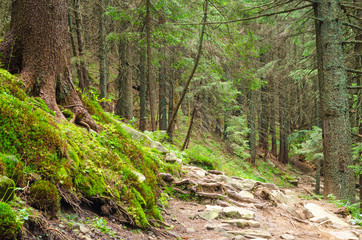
(0, 68), (169, 228)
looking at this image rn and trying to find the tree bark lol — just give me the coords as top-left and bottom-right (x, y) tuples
(159, 48), (167, 130)
(146, 0), (156, 131)
(0, 0), (97, 131)
(247, 90), (256, 166)
(139, 51), (147, 131)
(73, 0), (90, 92)
(315, 0), (355, 201)
(99, 0), (107, 103)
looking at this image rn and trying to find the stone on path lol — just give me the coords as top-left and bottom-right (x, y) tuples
(221, 206), (256, 220)
(239, 190), (254, 199)
(222, 219), (260, 228)
(270, 190), (299, 206)
(227, 229), (272, 239)
(199, 205), (223, 221)
(280, 233), (295, 240)
(303, 203), (349, 228)
(328, 231), (359, 240)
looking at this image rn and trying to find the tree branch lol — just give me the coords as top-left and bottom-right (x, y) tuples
(166, 0), (208, 136)
(347, 69), (362, 74)
(342, 22), (362, 31)
(347, 86), (362, 89)
(172, 4), (313, 26)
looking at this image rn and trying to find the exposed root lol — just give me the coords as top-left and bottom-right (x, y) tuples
(196, 192), (226, 199)
(57, 186), (82, 214)
(159, 173), (175, 183)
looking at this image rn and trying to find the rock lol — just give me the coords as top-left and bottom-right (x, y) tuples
(205, 224), (216, 230)
(186, 227), (195, 233)
(0, 176), (15, 202)
(278, 203), (302, 219)
(281, 234), (295, 240)
(231, 179), (258, 191)
(304, 203), (349, 228)
(121, 125), (167, 153)
(288, 179), (299, 186)
(310, 216), (329, 223)
(199, 205), (223, 221)
(270, 190), (299, 206)
(221, 207), (256, 220)
(261, 182), (279, 191)
(238, 190), (254, 199)
(132, 171), (146, 183)
(329, 231), (359, 240)
(233, 236), (246, 240)
(215, 175), (233, 185)
(165, 152), (178, 163)
(222, 219), (260, 228)
(78, 224), (90, 234)
(227, 229), (272, 239)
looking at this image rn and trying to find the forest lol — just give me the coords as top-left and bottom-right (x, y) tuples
(0, 0), (361, 239)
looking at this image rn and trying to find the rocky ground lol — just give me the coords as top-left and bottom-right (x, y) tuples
(44, 162), (362, 240)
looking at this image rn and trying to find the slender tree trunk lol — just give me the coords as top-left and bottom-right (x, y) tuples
(73, 0), (89, 92)
(99, 0), (107, 103)
(259, 83), (269, 159)
(182, 106), (197, 151)
(115, 35), (126, 117)
(159, 48), (167, 130)
(146, 0), (156, 131)
(247, 90), (256, 165)
(0, 0), (97, 131)
(123, 41), (133, 119)
(67, 4), (82, 84)
(139, 51), (147, 131)
(270, 76), (277, 157)
(166, 0), (208, 136)
(315, 0), (355, 201)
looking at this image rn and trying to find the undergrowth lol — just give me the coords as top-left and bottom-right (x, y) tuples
(0, 68), (176, 230)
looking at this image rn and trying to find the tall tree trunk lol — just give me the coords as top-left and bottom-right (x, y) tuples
(259, 83), (269, 159)
(247, 90), (256, 165)
(99, 0), (107, 103)
(146, 0), (156, 131)
(159, 49), (167, 130)
(269, 76), (277, 157)
(73, 0), (90, 92)
(115, 35), (126, 117)
(166, 0), (208, 136)
(315, 0), (355, 201)
(0, 0), (97, 131)
(182, 106), (197, 151)
(139, 51), (147, 131)
(67, 3), (82, 84)
(278, 87), (289, 164)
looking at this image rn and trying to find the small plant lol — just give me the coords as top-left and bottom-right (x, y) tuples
(29, 180), (60, 217)
(92, 217), (116, 237)
(0, 202), (21, 239)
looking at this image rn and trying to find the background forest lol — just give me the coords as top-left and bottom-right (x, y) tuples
(0, 0), (361, 239)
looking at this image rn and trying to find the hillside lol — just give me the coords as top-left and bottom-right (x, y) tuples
(0, 69), (361, 240)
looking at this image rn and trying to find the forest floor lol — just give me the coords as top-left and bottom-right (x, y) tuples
(45, 161), (362, 240)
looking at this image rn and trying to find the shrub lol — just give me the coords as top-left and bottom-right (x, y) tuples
(0, 202), (21, 239)
(29, 180), (60, 217)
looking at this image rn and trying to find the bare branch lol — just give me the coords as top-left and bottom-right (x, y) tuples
(343, 22), (362, 31)
(346, 69), (362, 74)
(172, 4), (313, 26)
(347, 86), (362, 89)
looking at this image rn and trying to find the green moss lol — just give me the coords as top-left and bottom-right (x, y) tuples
(0, 176), (15, 202)
(0, 202), (21, 239)
(29, 180), (60, 217)
(0, 69), (164, 227)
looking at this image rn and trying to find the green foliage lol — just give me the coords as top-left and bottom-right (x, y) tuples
(29, 180), (60, 217)
(224, 115), (250, 159)
(0, 202), (21, 239)
(184, 145), (215, 170)
(290, 126), (323, 162)
(327, 194), (362, 226)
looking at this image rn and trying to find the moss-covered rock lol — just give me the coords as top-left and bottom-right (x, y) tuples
(0, 202), (21, 239)
(0, 175), (15, 202)
(29, 180), (60, 217)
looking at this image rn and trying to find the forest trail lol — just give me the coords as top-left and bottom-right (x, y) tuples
(152, 165), (362, 240)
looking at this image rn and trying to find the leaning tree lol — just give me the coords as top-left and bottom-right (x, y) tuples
(0, 0), (97, 131)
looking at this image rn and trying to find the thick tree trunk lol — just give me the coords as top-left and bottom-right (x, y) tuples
(0, 0), (97, 131)
(67, 4), (82, 84)
(315, 0), (355, 201)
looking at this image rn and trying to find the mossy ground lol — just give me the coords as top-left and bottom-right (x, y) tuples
(0, 68), (175, 229)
